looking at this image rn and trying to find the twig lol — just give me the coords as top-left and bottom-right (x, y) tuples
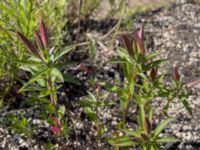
(75, 1), (128, 49)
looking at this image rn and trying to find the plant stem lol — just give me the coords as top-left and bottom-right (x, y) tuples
(114, 146), (119, 150)
(48, 76), (57, 106)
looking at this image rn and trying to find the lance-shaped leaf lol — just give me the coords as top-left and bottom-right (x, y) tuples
(107, 136), (137, 147)
(34, 30), (45, 50)
(40, 19), (48, 48)
(153, 117), (174, 139)
(122, 34), (134, 57)
(173, 66), (180, 81)
(17, 31), (42, 59)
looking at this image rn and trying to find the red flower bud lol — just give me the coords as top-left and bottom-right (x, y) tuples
(133, 32), (145, 55)
(50, 125), (61, 134)
(173, 66), (180, 81)
(17, 31), (42, 59)
(150, 68), (157, 81)
(51, 116), (61, 126)
(34, 30), (45, 50)
(40, 19), (48, 48)
(122, 34), (134, 57)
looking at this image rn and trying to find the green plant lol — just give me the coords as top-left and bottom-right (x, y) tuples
(106, 25), (191, 149)
(108, 117), (178, 149)
(80, 83), (112, 142)
(7, 114), (34, 136)
(17, 19), (74, 105)
(0, 0), (69, 107)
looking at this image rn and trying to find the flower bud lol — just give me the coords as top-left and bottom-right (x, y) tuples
(122, 34), (134, 57)
(173, 66), (180, 81)
(17, 31), (41, 59)
(150, 68), (157, 81)
(34, 30), (45, 50)
(40, 19), (48, 48)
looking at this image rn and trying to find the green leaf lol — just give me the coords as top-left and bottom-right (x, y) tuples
(138, 104), (145, 129)
(153, 117), (174, 139)
(18, 68), (50, 92)
(107, 136), (136, 147)
(117, 48), (133, 64)
(58, 105), (65, 119)
(110, 59), (129, 65)
(51, 68), (64, 82)
(80, 99), (97, 107)
(148, 108), (153, 123)
(181, 98), (192, 115)
(45, 103), (56, 113)
(88, 91), (97, 102)
(89, 38), (97, 61)
(53, 45), (74, 62)
(84, 107), (97, 121)
(63, 74), (80, 85)
(14, 59), (41, 65)
(146, 52), (161, 61)
(121, 129), (143, 137)
(145, 59), (167, 71)
(157, 137), (179, 143)
(39, 89), (51, 98)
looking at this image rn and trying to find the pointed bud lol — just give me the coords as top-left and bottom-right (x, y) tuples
(150, 68), (157, 81)
(40, 19), (48, 48)
(17, 31), (42, 59)
(144, 116), (151, 135)
(133, 32), (145, 55)
(122, 34), (134, 57)
(34, 30), (45, 50)
(173, 66), (180, 81)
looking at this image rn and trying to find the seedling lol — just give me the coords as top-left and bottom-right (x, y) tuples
(81, 83), (112, 143)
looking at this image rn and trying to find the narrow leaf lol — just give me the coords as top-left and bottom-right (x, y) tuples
(18, 68), (50, 92)
(157, 137), (179, 143)
(121, 129), (143, 137)
(153, 117), (174, 139)
(107, 136), (136, 147)
(53, 45), (74, 62)
(181, 98), (192, 115)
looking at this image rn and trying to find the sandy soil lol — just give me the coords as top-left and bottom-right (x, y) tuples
(95, 0), (176, 20)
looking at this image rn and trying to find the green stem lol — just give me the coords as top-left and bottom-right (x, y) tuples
(48, 76), (57, 106)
